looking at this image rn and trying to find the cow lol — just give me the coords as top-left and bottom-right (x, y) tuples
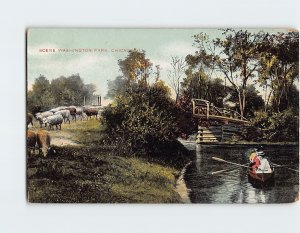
(36, 130), (51, 157)
(74, 107), (84, 120)
(83, 108), (98, 119)
(35, 111), (54, 127)
(54, 110), (70, 124)
(65, 107), (77, 121)
(43, 114), (64, 130)
(49, 106), (68, 113)
(27, 130), (37, 155)
(27, 113), (34, 126)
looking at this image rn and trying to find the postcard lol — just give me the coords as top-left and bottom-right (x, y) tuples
(26, 28), (299, 203)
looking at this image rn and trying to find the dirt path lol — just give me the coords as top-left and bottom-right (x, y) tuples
(49, 131), (81, 147)
(28, 121), (82, 147)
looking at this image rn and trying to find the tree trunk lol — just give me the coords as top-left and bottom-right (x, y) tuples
(238, 90), (244, 117)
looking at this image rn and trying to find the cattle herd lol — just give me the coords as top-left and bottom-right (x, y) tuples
(27, 105), (103, 157)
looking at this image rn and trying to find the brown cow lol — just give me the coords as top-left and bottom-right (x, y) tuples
(27, 130), (36, 155)
(65, 107), (77, 121)
(83, 108), (98, 119)
(27, 113), (34, 126)
(36, 130), (51, 157)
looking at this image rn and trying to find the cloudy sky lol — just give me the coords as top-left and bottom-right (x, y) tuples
(27, 28), (289, 105)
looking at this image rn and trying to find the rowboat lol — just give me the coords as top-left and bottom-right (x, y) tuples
(248, 167), (275, 187)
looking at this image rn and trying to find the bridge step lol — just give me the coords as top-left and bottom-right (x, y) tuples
(197, 124), (245, 143)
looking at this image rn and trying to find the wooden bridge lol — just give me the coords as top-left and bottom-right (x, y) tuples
(191, 99), (249, 143)
(191, 99), (249, 125)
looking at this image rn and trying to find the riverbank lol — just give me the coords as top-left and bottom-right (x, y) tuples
(176, 161), (192, 203)
(27, 119), (191, 203)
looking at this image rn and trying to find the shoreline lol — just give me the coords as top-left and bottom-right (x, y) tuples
(176, 161), (192, 203)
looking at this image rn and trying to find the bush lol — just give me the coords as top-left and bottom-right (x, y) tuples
(101, 82), (179, 155)
(242, 109), (299, 142)
(267, 109), (299, 142)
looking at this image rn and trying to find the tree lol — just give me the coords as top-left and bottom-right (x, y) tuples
(167, 56), (186, 103)
(27, 74), (96, 114)
(106, 76), (128, 100)
(213, 29), (264, 117)
(118, 49), (152, 86)
(185, 32), (219, 102)
(228, 84), (265, 118)
(27, 75), (55, 113)
(257, 31), (299, 112)
(101, 50), (180, 155)
(181, 72), (227, 108)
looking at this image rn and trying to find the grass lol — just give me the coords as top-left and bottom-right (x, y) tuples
(27, 119), (190, 203)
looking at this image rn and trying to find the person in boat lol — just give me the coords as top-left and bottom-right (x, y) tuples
(249, 147), (272, 174)
(249, 149), (261, 171)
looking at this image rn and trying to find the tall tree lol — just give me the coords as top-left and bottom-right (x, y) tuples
(185, 33), (218, 102)
(257, 31), (299, 112)
(213, 29), (264, 117)
(167, 56), (186, 103)
(118, 49), (152, 86)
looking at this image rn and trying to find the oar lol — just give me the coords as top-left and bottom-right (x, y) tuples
(211, 163), (249, 175)
(212, 157), (249, 168)
(271, 163), (299, 173)
(211, 167), (239, 175)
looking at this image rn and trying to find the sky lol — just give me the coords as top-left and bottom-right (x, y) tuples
(27, 28), (292, 105)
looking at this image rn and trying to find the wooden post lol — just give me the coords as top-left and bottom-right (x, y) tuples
(192, 99), (195, 115)
(206, 102), (210, 119)
(83, 96), (86, 106)
(221, 125), (224, 142)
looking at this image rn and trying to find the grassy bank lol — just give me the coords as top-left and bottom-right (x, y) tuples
(27, 119), (191, 203)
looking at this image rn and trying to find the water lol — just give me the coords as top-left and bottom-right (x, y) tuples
(182, 142), (299, 203)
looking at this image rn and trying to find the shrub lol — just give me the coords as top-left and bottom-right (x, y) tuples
(101, 82), (179, 155)
(242, 109), (299, 142)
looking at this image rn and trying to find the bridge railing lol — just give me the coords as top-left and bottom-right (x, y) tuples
(191, 99), (249, 123)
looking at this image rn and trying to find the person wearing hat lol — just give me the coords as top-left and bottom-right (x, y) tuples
(249, 149), (261, 172)
(256, 147), (272, 173)
(256, 146), (265, 157)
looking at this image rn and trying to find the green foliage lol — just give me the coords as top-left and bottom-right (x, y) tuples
(242, 109), (299, 142)
(229, 84), (265, 117)
(27, 145), (180, 203)
(257, 31), (299, 112)
(102, 50), (181, 155)
(266, 109), (299, 142)
(102, 82), (179, 155)
(27, 74), (96, 114)
(181, 71), (227, 107)
(176, 95), (198, 137)
(105, 75), (128, 99)
(118, 49), (152, 84)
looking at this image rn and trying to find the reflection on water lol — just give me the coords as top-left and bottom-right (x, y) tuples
(195, 145), (202, 171)
(184, 144), (299, 203)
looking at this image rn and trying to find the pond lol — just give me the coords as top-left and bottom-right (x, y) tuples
(182, 142), (299, 203)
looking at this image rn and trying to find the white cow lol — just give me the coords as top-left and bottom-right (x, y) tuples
(54, 110), (71, 124)
(35, 111), (54, 127)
